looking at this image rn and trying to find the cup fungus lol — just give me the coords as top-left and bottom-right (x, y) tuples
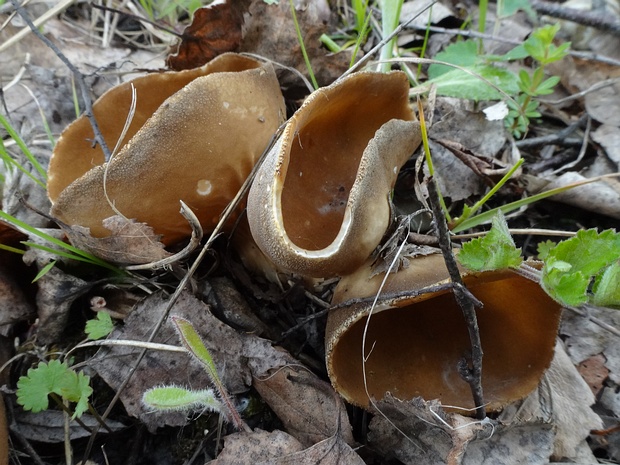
(325, 253), (562, 412)
(49, 54), (285, 245)
(246, 71), (421, 278)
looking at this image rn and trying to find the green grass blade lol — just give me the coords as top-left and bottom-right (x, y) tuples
(0, 113), (47, 182)
(0, 210), (121, 272)
(451, 174), (618, 233)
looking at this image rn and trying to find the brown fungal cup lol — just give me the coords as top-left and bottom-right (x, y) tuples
(325, 253), (562, 412)
(49, 54), (285, 245)
(246, 71), (421, 278)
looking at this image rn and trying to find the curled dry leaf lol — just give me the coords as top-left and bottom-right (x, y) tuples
(531, 172), (620, 220)
(63, 216), (170, 265)
(166, 0), (249, 70)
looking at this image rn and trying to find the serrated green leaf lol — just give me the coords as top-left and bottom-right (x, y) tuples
(458, 212), (523, 271)
(85, 312), (114, 340)
(592, 261), (620, 308)
(537, 240), (557, 260)
(17, 360), (70, 413)
(428, 40), (479, 79)
(541, 229), (620, 306)
(428, 65), (519, 100)
(16, 360), (92, 418)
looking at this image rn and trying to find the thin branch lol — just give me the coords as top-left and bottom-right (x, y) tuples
(10, 0), (112, 161)
(530, 0), (620, 36)
(427, 178), (486, 419)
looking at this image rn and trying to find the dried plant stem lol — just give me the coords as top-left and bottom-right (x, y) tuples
(427, 179), (486, 420)
(10, 0), (112, 161)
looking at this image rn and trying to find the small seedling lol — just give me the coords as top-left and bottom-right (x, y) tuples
(141, 316), (248, 431)
(16, 359), (93, 419)
(85, 312), (115, 340)
(505, 24), (570, 137)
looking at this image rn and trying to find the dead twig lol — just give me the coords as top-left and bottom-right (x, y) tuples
(427, 179), (486, 420)
(530, 0), (620, 36)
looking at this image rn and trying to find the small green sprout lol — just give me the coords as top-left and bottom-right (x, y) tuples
(141, 317), (248, 431)
(85, 312), (115, 340)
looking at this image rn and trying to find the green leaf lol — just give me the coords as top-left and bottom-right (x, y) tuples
(172, 317), (219, 385)
(428, 64), (519, 100)
(17, 360), (68, 413)
(536, 75), (561, 95)
(428, 40), (479, 79)
(493, 44), (529, 61)
(142, 386), (220, 412)
(537, 240), (557, 260)
(541, 229), (620, 306)
(458, 211), (523, 271)
(85, 312), (114, 340)
(32, 260), (56, 283)
(16, 360), (92, 418)
(60, 370), (93, 419)
(591, 261), (620, 308)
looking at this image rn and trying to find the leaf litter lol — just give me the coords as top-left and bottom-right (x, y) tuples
(1, 0), (620, 463)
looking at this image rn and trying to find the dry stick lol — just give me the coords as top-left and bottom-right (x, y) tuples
(530, 0), (620, 36)
(10, 0), (112, 161)
(427, 179), (486, 420)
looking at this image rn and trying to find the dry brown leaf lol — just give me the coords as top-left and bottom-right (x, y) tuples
(11, 410), (125, 444)
(239, 0), (351, 88)
(166, 0), (249, 70)
(427, 98), (507, 201)
(209, 429), (304, 464)
(533, 172), (620, 220)
(369, 395), (555, 465)
(165, 0), (349, 87)
(210, 429), (363, 465)
(61, 215), (171, 265)
(499, 341), (603, 462)
(577, 354), (609, 396)
(253, 365), (354, 447)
